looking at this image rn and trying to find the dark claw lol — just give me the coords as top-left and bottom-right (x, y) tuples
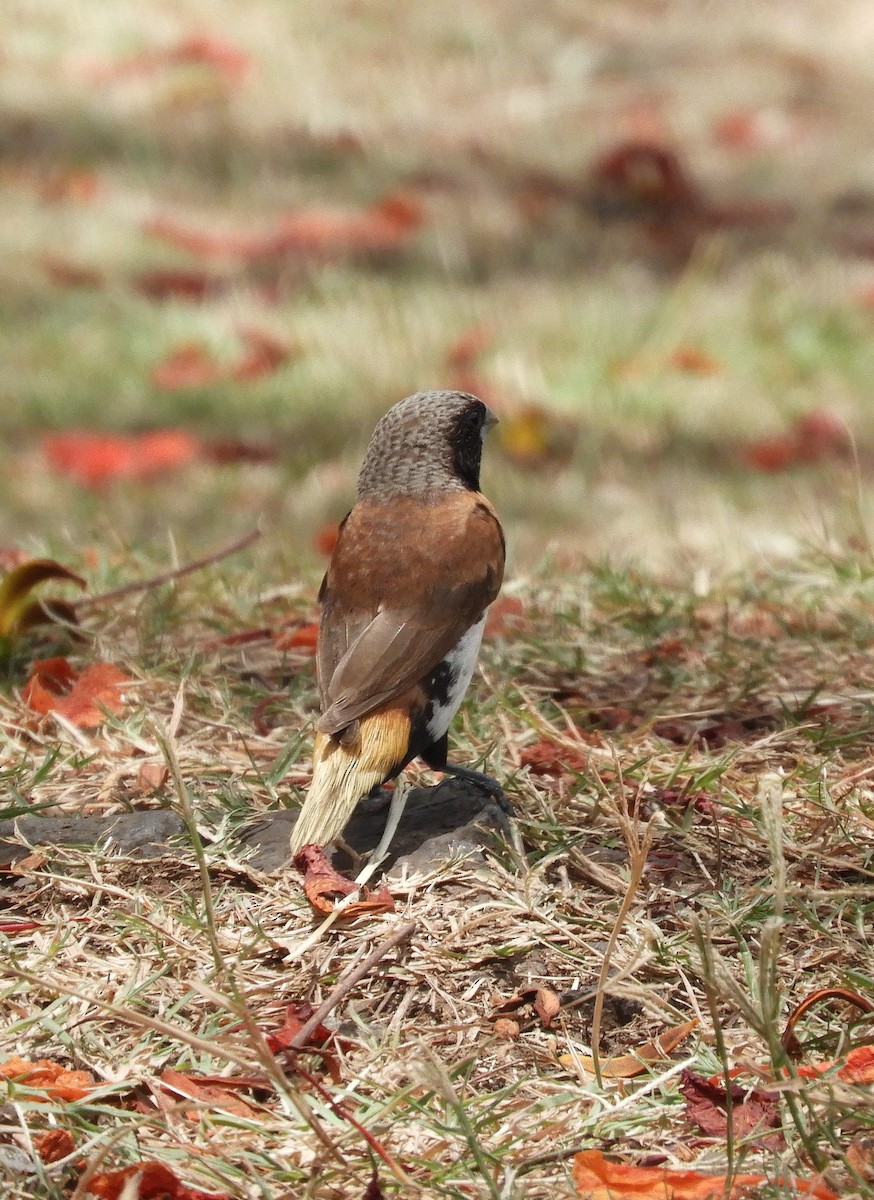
(439, 763), (512, 813)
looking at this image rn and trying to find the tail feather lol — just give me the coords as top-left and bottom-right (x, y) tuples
(290, 709), (411, 852)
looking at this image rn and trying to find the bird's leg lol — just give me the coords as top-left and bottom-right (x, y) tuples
(356, 778), (410, 887)
(440, 761), (508, 806)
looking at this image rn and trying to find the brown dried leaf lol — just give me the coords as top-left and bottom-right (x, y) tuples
(562, 1018), (698, 1077)
(680, 1068), (784, 1150)
(294, 845), (395, 917)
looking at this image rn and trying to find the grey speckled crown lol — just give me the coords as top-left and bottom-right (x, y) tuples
(356, 390), (487, 501)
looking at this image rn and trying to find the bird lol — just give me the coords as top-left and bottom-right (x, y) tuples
(289, 390), (505, 854)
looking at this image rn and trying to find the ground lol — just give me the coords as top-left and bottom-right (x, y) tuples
(0, 2), (873, 1198)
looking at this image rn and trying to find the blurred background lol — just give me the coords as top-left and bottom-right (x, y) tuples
(3, 0), (874, 579)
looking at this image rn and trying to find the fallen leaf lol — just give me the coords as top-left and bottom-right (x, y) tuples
(739, 434), (803, 472)
(133, 268), (227, 302)
(136, 763), (169, 794)
(446, 324), (496, 371)
(264, 1000), (345, 1082)
(34, 1128), (76, 1163)
(0, 1056), (95, 1102)
(519, 739), (588, 777)
(573, 1148), (838, 1200)
(202, 438), (278, 465)
(484, 596), (526, 639)
(563, 1018), (699, 1078)
(23, 657), (131, 728)
(158, 1068), (259, 1120)
(145, 189), (424, 263)
(230, 327), (291, 380)
(44, 429), (202, 486)
(838, 1043), (874, 1085)
(314, 523), (341, 557)
(85, 1160), (230, 1200)
(40, 169), (102, 204)
(781, 986), (874, 1059)
(665, 347), (723, 375)
(42, 256), (105, 289)
(275, 623), (319, 652)
(151, 343), (225, 390)
(293, 845), (395, 917)
(362, 1172), (386, 1200)
(680, 1068), (784, 1150)
(86, 34), (251, 87)
(533, 988), (561, 1028)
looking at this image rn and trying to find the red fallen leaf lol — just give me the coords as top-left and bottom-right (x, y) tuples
(86, 34), (251, 87)
(0, 1056), (95, 1102)
(263, 1000), (346, 1082)
(41, 256), (105, 290)
(86, 1160), (230, 1200)
(446, 325), (496, 371)
(739, 434), (802, 472)
(519, 739), (588, 776)
(151, 343), (225, 390)
(34, 1129), (76, 1164)
(44, 429), (201, 486)
(665, 347), (722, 375)
(40, 169), (102, 204)
(202, 438), (277, 465)
(484, 596), (525, 639)
(275, 623), (319, 652)
(793, 408), (849, 460)
(133, 268), (227, 302)
(158, 1068), (259, 1120)
(144, 189), (425, 263)
(839, 1044), (874, 1085)
(22, 657), (131, 728)
(314, 523), (341, 557)
(573, 1149), (838, 1200)
(680, 1068), (784, 1150)
(591, 141), (703, 217)
(230, 327), (291, 380)
(293, 845), (395, 917)
(362, 1172), (386, 1200)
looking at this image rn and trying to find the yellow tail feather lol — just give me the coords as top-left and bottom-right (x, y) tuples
(289, 709), (411, 852)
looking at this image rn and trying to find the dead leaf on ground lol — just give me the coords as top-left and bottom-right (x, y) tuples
(293, 845), (395, 917)
(314, 523), (341, 557)
(562, 1018), (699, 1078)
(519, 739), (588, 778)
(573, 1148), (838, 1200)
(0, 1056), (95, 1102)
(445, 324), (496, 371)
(264, 1000), (347, 1083)
(44, 429), (202, 486)
(85, 1159), (231, 1200)
(498, 405), (578, 469)
(157, 1068), (260, 1120)
(484, 595), (526, 639)
(781, 985), (874, 1059)
(492, 986), (562, 1030)
(85, 34), (252, 87)
(34, 1129), (77, 1164)
(22, 656), (131, 728)
(274, 622), (319, 652)
(680, 1068), (784, 1150)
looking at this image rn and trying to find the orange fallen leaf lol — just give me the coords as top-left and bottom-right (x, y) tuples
(314, 523), (341, 557)
(145, 189), (425, 263)
(665, 347), (722, 375)
(484, 595), (526, 639)
(781, 986), (874, 1059)
(86, 1160), (230, 1200)
(23, 656), (131, 728)
(738, 434), (802, 472)
(293, 845), (394, 917)
(42, 256), (105, 290)
(446, 324), (496, 371)
(158, 1068), (259, 1120)
(34, 1128), (77, 1164)
(44, 429), (201, 486)
(563, 1018), (699, 1078)
(573, 1149), (838, 1200)
(519, 739), (588, 777)
(151, 343), (225, 390)
(275, 622), (319, 652)
(0, 1056), (95, 1102)
(230, 327), (291, 380)
(86, 34), (251, 87)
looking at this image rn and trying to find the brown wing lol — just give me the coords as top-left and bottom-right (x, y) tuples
(315, 492), (504, 735)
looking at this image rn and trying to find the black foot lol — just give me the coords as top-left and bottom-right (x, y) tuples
(439, 763), (512, 813)
(358, 784), (395, 815)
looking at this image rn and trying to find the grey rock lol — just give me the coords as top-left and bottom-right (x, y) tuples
(0, 810), (186, 862)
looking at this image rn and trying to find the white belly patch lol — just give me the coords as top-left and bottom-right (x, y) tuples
(424, 614), (486, 742)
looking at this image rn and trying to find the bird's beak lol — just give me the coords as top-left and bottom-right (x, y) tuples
(483, 406), (499, 431)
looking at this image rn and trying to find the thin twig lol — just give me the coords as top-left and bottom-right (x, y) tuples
(74, 527), (262, 612)
(290, 921), (417, 1049)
